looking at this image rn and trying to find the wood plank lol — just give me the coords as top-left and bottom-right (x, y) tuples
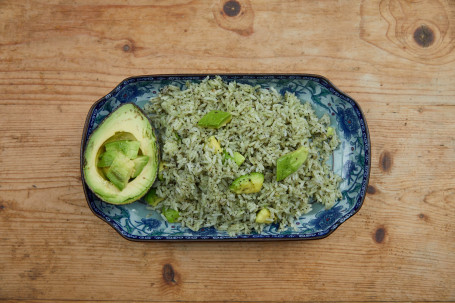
(1, 1), (455, 100)
(1, 102), (454, 300)
(2, 302), (451, 303)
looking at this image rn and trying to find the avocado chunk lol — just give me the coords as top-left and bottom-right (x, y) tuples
(276, 146), (309, 181)
(101, 167), (109, 178)
(83, 103), (159, 205)
(233, 152), (245, 166)
(206, 136), (222, 154)
(229, 172), (264, 194)
(222, 150), (245, 166)
(104, 131), (137, 144)
(162, 207), (179, 223)
(98, 149), (148, 177)
(255, 208), (273, 223)
(198, 110), (232, 129)
(105, 140), (141, 159)
(144, 188), (164, 207)
(105, 153), (135, 190)
(97, 150), (121, 167)
(327, 127), (335, 137)
(131, 156), (150, 178)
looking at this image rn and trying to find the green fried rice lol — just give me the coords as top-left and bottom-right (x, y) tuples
(144, 76), (342, 236)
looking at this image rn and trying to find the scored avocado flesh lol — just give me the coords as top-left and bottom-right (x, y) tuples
(105, 153), (135, 190)
(131, 156), (150, 178)
(105, 140), (141, 160)
(83, 103), (159, 205)
(104, 131), (137, 144)
(97, 150), (121, 167)
(98, 139), (148, 188)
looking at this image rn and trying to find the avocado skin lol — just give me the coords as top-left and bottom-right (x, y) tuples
(83, 103), (159, 205)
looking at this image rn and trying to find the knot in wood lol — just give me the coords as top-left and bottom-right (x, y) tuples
(223, 0), (241, 17)
(414, 25), (434, 47)
(162, 264), (177, 284)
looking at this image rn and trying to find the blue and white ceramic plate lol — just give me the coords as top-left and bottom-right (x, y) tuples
(81, 74), (371, 241)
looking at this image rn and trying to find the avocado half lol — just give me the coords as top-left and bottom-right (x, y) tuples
(83, 103), (159, 205)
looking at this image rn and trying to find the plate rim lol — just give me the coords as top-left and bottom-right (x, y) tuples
(80, 73), (371, 242)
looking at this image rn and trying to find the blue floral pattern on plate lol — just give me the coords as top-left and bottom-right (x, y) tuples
(80, 74), (371, 241)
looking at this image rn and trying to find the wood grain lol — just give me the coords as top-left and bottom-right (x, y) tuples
(1, 0), (454, 301)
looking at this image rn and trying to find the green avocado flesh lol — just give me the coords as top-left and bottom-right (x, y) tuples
(83, 103), (159, 205)
(104, 132), (137, 143)
(144, 188), (164, 206)
(276, 146), (309, 181)
(255, 208), (272, 223)
(105, 153), (135, 190)
(233, 152), (245, 166)
(229, 172), (264, 194)
(97, 150), (119, 167)
(197, 110), (232, 129)
(105, 140), (141, 159)
(223, 150), (245, 166)
(131, 156), (150, 178)
(162, 207), (179, 223)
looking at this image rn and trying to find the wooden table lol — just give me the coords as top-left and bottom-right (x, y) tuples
(1, 0), (454, 301)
